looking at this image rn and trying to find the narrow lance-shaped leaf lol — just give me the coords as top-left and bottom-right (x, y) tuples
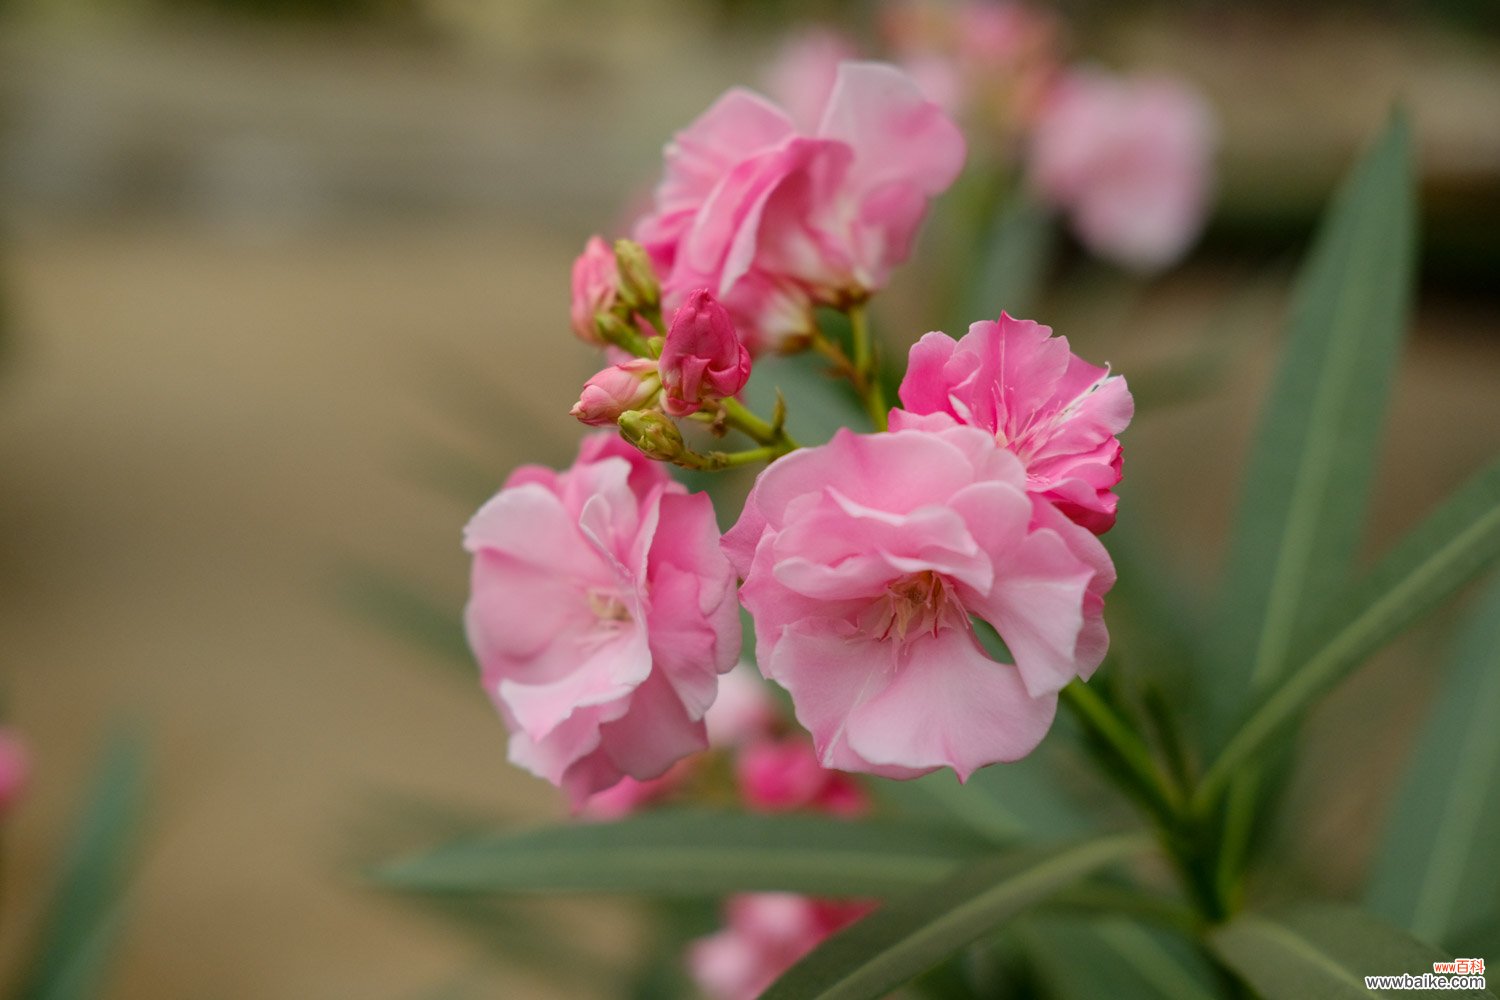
(1366, 569), (1500, 948)
(1209, 113), (1416, 736)
(1024, 915), (1222, 1000)
(374, 811), (992, 898)
(760, 833), (1152, 1000)
(1198, 454), (1500, 804)
(961, 190), (1054, 324)
(14, 733), (148, 1000)
(1209, 903), (1495, 999)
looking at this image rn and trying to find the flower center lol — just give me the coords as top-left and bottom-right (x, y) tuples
(586, 588), (633, 629)
(871, 570), (964, 644)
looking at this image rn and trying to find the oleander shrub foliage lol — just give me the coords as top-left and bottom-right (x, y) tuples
(373, 28), (1500, 1000)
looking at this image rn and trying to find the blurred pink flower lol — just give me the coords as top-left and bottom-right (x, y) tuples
(892, 312), (1133, 533)
(689, 893), (872, 1000)
(738, 736), (868, 817)
(706, 664), (780, 749)
(634, 62), (965, 353)
(570, 359), (660, 427)
(764, 27), (862, 130)
(578, 760), (694, 820)
(723, 425), (1113, 781)
(658, 290), (752, 417)
(1029, 69), (1216, 271)
(569, 235), (619, 345)
(0, 728), (28, 815)
(464, 433), (740, 807)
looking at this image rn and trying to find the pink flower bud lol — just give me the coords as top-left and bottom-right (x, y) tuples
(737, 737), (869, 818)
(659, 289), (752, 416)
(569, 236), (619, 345)
(570, 359), (659, 427)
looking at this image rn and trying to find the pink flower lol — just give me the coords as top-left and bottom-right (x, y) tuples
(689, 894), (872, 1000)
(1029, 69), (1216, 271)
(579, 760), (694, 820)
(658, 290), (752, 416)
(464, 433), (741, 806)
(0, 728), (28, 815)
(570, 236), (619, 344)
(738, 737), (868, 817)
(634, 62), (965, 353)
(723, 425), (1113, 780)
(570, 358), (660, 427)
(892, 312), (1133, 534)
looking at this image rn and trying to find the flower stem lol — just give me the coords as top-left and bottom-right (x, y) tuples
(846, 302), (888, 431)
(1060, 681), (1183, 828)
(720, 397), (798, 454)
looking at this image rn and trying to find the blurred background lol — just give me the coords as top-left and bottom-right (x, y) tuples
(0, 0), (1497, 996)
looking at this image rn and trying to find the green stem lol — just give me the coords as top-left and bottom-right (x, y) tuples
(720, 397), (798, 453)
(847, 301), (888, 431)
(675, 444), (783, 471)
(1060, 681), (1183, 828)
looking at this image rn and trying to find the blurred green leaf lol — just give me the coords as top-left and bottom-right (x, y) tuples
(1366, 570), (1500, 948)
(12, 734), (147, 1000)
(1199, 454), (1500, 803)
(375, 811), (994, 898)
(961, 191), (1054, 324)
(1025, 915), (1223, 1000)
(743, 349), (865, 448)
(1209, 903), (1495, 999)
(335, 562), (471, 674)
(1210, 112), (1416, 735)
(759, 833), (1152, 1000)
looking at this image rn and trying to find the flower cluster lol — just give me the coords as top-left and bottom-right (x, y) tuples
(767, 0), (1217, 271)
(464, 54), (1133, 819)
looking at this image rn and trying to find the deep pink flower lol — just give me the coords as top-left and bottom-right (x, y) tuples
(1029, 69), (1216, 271)
(570, 358), (660, 427)
(464, 433), (741, 806)
(892, 312), (1133, 533)
(738, 737), (868, 817)
(0, 728), (28, 815)
(570, 236), (619, 344)
(634, 61), (965, 353)
(723, 425), (1113, 781)
(659, 290), (752, 416)
(689, 894), (873, 1000)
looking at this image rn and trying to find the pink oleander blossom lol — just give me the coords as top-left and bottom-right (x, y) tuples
(1029, 69), (1216, 271)
(464, 433), (741, 806)
(634, 61), (965, 353)
(892, 312), (1133, 533)
(738, 736), (868, 817)
(689, 894), (873, 1000)
(723, 425), (1113, 781)
(659, 289), (752, 417)
(706, 663), (780, 748)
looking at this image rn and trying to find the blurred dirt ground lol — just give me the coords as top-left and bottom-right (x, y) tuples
(0, 5), (1497, 998)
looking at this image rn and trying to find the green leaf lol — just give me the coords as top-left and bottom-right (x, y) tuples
(1198, 454), (1500, 803)
(759, 833), (1151, 1000)
(1209, 903), (1496, 999)
(14, 734), (148, 1000)
(1210, 113), (1417, 734)
(1025, 915), (1223, 1000)
(961, 191), (1054, 323)
(1366, 570), (1500, 948)
(374, 811), (993, 898)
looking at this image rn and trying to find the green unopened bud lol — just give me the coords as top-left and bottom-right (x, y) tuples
(618, 409), (684, 463)
(614, 239), (660, 313)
